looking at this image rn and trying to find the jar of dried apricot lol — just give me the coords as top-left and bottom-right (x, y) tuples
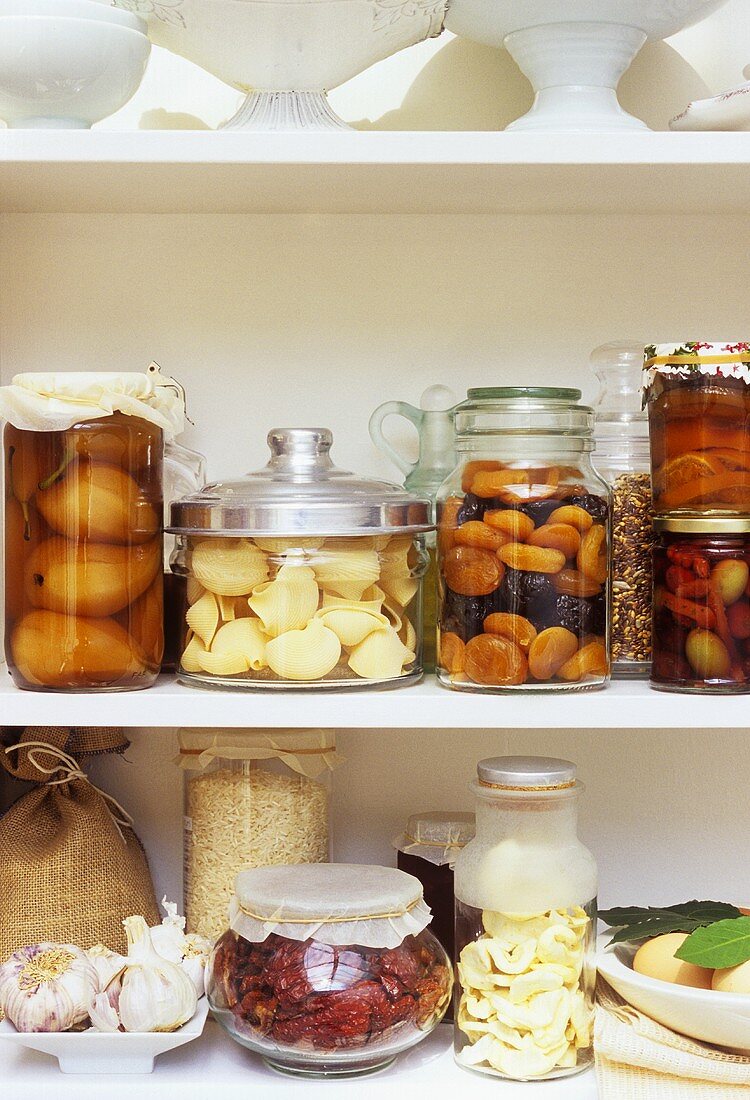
(436, 388), (610, 692)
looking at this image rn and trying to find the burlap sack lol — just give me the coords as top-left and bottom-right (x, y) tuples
(0, 726), (160, 960)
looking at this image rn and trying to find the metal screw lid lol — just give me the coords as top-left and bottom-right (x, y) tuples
(477, 756), (578, 791)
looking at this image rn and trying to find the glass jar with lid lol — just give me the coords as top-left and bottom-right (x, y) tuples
(644, 342), (750, 515)
(177, 728), (339, 941)
(652, 517), (750, 694)
(205, 863), (453, 1077)
(0, 368), (185, 692)
(169, 428), (431, 689)
(590, 342), (653, 678)
(453, 756), (597, 1082)
(436, 388), (610, 692)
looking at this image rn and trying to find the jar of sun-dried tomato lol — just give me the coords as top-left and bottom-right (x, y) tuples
(652, 517), (750, 693)
(436, 388), (610, 692)
(205, 863), (453, 1077)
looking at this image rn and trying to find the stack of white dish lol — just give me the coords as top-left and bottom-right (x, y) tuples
(0, 0), (150, 129)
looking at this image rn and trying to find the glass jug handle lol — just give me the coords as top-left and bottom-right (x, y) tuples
(369, 401), (424, 479)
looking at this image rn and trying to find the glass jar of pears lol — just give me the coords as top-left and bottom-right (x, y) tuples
(4, 412), (164, 691)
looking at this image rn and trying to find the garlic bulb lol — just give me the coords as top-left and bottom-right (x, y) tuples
(0, 944), (98, 1033)
(117, 916), (197, 1033)
(181, 934), (211, 998)
(89, 991), (121, 1033)
(150, 898), (211, 997)
(86, 944), (126, 991)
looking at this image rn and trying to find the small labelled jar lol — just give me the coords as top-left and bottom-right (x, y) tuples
(590, 343), (653, 678)
(453, 757), (597, 1083)
(169, 428), (431, 690)
(0, 369), (184, 692)
(205, 863), (453, 1077)
(643, 342), (750, 516)
(652, 517), (750, 694)
(436, 388), (610, 692)
(177, 728), (338, 941)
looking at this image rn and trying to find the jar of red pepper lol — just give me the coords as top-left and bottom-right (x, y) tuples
(652, 517), (750, 693)
(206, 863), (453, 1077)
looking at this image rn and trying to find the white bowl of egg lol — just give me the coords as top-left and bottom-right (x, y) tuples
(597, 934), (750, 1052)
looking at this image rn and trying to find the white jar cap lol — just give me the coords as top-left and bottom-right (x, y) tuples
(477, 756), (577, 791)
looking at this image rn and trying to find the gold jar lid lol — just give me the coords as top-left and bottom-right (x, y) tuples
(653, 516), (750, 535)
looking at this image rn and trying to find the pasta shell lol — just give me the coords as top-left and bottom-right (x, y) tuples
(195, 648), (250, 676)
(180, 632), (205, 673)
(266, 618), (341, 681)
(379, 537), (419, 607)
(253, 537), (323, 553)
(399, 614), (417, 652)
(361, 584), (386, 607)
(311, 546), (380, 601)
(248, 564), (319, 638)
(322, 590), (384, 614)
(186, 590), (220, 647)
(186, 577), (206, 606)
(348, 624), (412, 681)
(210, 618), (268, 671)
(191, 538), (268, 596)
(382, 600), (403, 631)
(380, 574), (419, 607)
(217, 594), (237, 622)
(315, 606), (389, 647)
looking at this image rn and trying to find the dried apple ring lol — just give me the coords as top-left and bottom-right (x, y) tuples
(461, 460), (503, 493)
(443, 546), (504, 596)
(577, 524), (608, 584)
(464, 634), (528, 686)
(528, 627), (578, 680)
(557, 641), (608, 682)
(527, 523), (581, 560)
(439, 631), (466, 674)
(548, 505), (594, 533)
(453, 521), (505, 552)
(498, 543), (566, 575)
(483, 612), (537, 653)
(483, 510), (535, 543)
(553, 568), (602, 598)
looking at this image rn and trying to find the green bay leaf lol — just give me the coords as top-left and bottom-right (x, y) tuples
(675, 917), (750, 969)
(600, 901), (741, 947)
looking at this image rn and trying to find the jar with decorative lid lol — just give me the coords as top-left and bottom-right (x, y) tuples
(169, 428), (431, 689)
(453, 756), (597, 1082)
(436, 388), (610, 692)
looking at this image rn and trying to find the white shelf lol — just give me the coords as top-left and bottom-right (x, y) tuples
(2, 130), (750, 214)
(1, 672), (747, 728)
(2, 1019), (598, 1100)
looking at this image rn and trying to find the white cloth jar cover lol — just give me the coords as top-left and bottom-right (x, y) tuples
(176, 728), (338, 780)
(393, 810), (475, 867)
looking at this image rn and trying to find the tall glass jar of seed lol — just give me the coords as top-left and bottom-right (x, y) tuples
(590, 343), (653, 678)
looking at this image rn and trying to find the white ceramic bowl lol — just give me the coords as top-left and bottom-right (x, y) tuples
(0, 0), (145, 30)
(0, 1000), (209, 1074)
(0, 15), (150, 129)
(445, 0), (730, 132)
(597, 943), (750, 1052)
(113, 0), (448, 130)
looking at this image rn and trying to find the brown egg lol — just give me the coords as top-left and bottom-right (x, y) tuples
(36, 461), (160, 545)
(712, 961), (750, 993)
(633, 933), (713, 989)
(11, 609), (146, 688)
(25, 536), (161, 617)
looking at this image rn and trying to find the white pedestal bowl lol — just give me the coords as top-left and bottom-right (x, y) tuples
(113, 0), (448, 130)
(444, 0), (730, 132)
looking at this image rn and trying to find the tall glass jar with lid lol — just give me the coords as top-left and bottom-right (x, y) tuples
(590, 343), (653, 678)
(453, 756), (597, 1083)
(436, 388), (610, 692)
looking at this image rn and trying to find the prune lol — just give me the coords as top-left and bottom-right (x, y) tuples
(456, 493), (487, 524)
(503, 568), (553, 604)
(517, 499), (560, 526)
(555, 594), (597, 636)
(441, 590), (501, 642)
(566, 493), (608, 521)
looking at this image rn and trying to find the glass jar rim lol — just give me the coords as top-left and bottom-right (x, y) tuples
(465, 387), (582, 403)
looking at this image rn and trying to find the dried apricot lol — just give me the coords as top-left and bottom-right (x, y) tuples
(498, 543), (566, 575)
(557, 641), (608, 682)
(576, 524), (608, 584)
(548, 505), (594, 533)
(438, 496), (463, 555)
(528, 627), (578, 680)
(464, 634), (528, 686)
(471, 469), (530, 498)
(483, 612), (537, 652)
(483, 510), (535, 543)
(453, 521), (504, 552)
(443, 545), (503, 596)
(461, 460), (502, 494)
(552, 568), (602, 598)
(439, 631), (466, 674)
(527, 523), (581, 560)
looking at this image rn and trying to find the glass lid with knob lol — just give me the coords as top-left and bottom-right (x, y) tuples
(169, 428), (433, 537)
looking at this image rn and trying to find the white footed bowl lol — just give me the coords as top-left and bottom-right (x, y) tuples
(445, 0), (729, 132)
(0, 15), (150, 129)
(598, 944), (750, 1052)
(0, 0), (145, 30)
(113, 0), (448, 130)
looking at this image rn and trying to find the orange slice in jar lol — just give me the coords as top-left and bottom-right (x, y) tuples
(704, 449), (750, 471)
(660, 469), (750, 509)
(659, 452), (724, 488)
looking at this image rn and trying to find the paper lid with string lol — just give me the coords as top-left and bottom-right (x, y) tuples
(229, 864), (432, 949)
(393, 810), (475, 867)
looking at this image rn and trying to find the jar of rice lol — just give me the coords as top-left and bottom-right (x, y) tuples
(176, 728), (337, 940)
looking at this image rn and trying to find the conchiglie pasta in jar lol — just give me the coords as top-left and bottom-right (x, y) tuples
(0, 369), (185, 692)
(168, 428), (432, 689)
